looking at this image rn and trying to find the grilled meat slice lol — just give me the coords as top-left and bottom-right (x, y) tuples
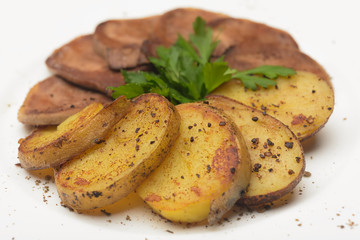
(93, 16), (159, 70)
(209, 17), (299, 56)
(46, 35), (126, 96)
(18, 76), (112, 126)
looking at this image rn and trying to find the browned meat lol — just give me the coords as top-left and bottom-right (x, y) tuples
(142, 9), (298, 60)
(152, 8), (226, 47)
(209, 17), (299, 56)
(93, 16), (159, 70)
(46, 35), (125, 96)
(142, 8), (225, 58)
(18, 76), (112, 126)
(224, 46), (331, 85)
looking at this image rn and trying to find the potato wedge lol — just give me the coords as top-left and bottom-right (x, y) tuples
(206, 96), (305, 206)
(18, 96), (130, 170)
(54, 93), (180, 211)
(136, 102), (251, 224)
(212, 71), (334, 141)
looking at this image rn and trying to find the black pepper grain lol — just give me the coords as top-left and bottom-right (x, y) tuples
(267, 139), (274, 146)
(94, 139), (105, 144)
(252, 117), (258, 122)
(253, 163), (262, 172)
(101, 209), (111, 216)
(285, 142), (294, 149)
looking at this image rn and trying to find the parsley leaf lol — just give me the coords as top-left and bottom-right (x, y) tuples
(189, 17), (219, 64)
(203, 61), (233, 93)
(109, 17), (296, 104)
(232, 65), (297, 90)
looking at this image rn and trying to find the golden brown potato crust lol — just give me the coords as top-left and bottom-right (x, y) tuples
(207, 95), (305, 206)
(137, 102), (251, 224)
(55, 94), (180, 211)
(18, 96), (130, 170)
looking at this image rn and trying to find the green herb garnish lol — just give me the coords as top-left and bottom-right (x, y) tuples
(109, 17), (296, 104)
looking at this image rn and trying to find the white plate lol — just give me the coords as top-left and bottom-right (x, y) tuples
(1, 0), (360, 239)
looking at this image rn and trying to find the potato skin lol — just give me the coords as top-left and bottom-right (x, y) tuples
(18, 96), (130, 170)
(54, 93), (180, 211)
(207, 95), (305, 206)
(212, 71), (334, 141)
(136, 102), (251, 224)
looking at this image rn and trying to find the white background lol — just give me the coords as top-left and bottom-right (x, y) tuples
(1, 0), (360, 239)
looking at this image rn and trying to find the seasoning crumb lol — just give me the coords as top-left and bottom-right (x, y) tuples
(267, 139), (274, 146)
(101, 209), (111, 216)
(253, 163), (262, 172)
(219, 121), (226, 126)
(303, 171), (312, 177)
(166, 230), (174, 234)
(251, 138), (259, 145)
(284, 142), (294, 149)
(15, 163), (22, 168)
(126, 215), (131, 221)
(94, 138), (105, 144)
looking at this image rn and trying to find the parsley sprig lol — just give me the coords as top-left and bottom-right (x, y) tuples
(110, 17), (296, 104)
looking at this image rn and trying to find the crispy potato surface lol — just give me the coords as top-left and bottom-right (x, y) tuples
(18, 96), (130, 170)
(55, 93), (180, 211)
(136, 102), (251, 224)
(212, 71), (334, 141)
(207, 96), (305, 205)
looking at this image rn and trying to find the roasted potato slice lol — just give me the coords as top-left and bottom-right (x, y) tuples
(207, 96), (305, 206)
(55, 93), (180, 211)
(18, 96), (130, 170)
(212, 71), (334, 141)
(136, 102), (251, 224)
